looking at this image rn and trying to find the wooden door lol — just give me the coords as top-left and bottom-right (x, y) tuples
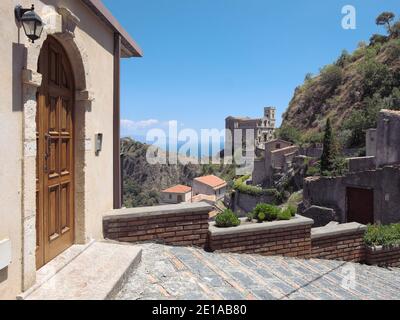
(36, 37), (75, 269)
(347, 187), (374, 225)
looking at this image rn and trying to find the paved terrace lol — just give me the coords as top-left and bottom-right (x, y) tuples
(116, 243), (400, 300)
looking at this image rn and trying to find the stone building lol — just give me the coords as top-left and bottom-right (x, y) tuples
(160, 185), (192, 204)
(302, 110), (400, 226)
(252, 139), (299, 187)
(225, 107), (276, 157)
(0, 0), (141, 299)
(193, 175), (227, 201)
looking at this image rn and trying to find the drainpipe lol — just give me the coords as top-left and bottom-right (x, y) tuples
(113, 33), (122, 209)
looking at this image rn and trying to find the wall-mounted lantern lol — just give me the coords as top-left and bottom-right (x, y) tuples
(15, 4), (44, 43)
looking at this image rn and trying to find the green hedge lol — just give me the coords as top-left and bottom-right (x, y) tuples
(215, 209), (241, 228)
(249, 203), (296, 223)
(233, 176), (283, 203)
(364, 223), (400, 247)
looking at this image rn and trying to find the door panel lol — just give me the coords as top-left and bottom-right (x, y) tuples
(347, 187), (374, 225)
(36, 37), (75, 269)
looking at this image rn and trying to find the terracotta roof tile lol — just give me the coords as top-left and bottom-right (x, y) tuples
(162, 185), (192, 194)
(194, 175), (227, 189)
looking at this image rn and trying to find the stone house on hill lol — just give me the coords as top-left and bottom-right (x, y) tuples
(252, 139), (299, 187)
(160, 185), (192, 204)
(302, 110), (400, 227)
(193, 175), (228, 201)
(0, 0), (141, 299)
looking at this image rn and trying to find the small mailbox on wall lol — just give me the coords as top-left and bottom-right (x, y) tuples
(95, 133), (103, 156)
(0, 239), (11, 270)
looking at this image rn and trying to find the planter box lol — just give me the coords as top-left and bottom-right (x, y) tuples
(365, 245), (400, 268)
(311, 222), (367, 262)
(208, 215), (314, 258)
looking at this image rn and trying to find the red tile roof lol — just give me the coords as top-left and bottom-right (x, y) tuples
(194, 175), (227, 189)
(162, 185), (192, 194)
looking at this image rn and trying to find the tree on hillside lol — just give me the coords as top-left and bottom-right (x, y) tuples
(369, 34), (388, 46)
(376, 12), (395, 33)
(320, 118), (338, 173)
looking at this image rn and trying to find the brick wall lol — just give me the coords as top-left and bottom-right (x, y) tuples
(365, 246), (400, 268)
(311, 223), (366, 262)
(208, 216), (314, 258)
(103, 203), (212, 248)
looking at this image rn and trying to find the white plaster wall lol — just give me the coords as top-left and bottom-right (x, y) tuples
(161, 192), (192, 204)
(0, 0), (23, 300)
(0, 0), (118, 298)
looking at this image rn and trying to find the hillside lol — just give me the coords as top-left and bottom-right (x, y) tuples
(121, 138), (235, 207)
(281, 12), (400, 148)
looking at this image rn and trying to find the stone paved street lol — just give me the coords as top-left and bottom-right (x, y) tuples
(115, 243), (400, 300)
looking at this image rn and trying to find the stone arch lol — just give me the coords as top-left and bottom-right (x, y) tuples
(21, 8), (93, 291)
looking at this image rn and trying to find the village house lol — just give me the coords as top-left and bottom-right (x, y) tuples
(160, 185), (192, 204)
(252, 139), (299, 186)
(301, 110), (400, 227)
(225, 107), (276, 156)
(0, 0), (142, 299)
(252, 137), (324, 188)
(192, 175), (228, 201)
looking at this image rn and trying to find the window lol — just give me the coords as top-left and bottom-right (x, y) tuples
(169, 194), (172, 199)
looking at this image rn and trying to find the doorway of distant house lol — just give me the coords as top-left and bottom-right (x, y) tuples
(36, 36), (75, 269)
(346, 187), (374, 225)
(177, 195), (183, 203)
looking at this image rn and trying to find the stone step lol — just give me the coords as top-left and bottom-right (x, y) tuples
(21, 241), (142, 300)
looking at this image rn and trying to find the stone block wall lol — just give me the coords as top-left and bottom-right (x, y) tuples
(208, 216), (314, 258)
(311, 223), (367, 262)
(103, 203), (212, 248)
(348, 156), (376, 172)
(365, 246), (400, 268)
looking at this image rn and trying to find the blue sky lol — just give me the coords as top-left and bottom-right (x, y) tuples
(103, 0), (399, 139)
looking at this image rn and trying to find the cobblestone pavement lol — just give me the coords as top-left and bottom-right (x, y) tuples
(115, 243), (400, 300)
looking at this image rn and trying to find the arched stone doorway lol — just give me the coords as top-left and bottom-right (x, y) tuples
(21, 7), (92, 290)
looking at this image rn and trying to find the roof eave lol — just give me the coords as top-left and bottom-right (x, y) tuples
(82, 0), (143, 58)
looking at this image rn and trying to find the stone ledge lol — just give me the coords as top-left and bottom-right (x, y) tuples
(366, 244), (400, 253)
(104, 202), (213, 220)
(311, 222), (367, 240)
(209, 215), (314, 237)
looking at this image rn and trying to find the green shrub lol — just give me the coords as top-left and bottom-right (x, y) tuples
(257, 212), (266, 223)
(287, 205), (297, 217)
(364, 223), (400, 247)
(233, 176), (283, 204)
(320, 64), (343, 93)
(277, 209), (292, 221)
(215, 210), (241, 228)
(358, 59), (394, 97)
(253, 203), (281, 222)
